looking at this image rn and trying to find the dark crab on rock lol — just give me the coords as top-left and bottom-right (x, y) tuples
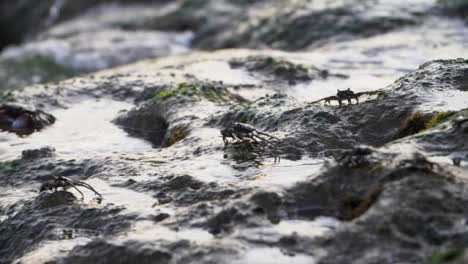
(0, 103), (56, 135)
(336, 88), (359, 105)
(221, 122), (279, 146)
(221, 122), (281, 162)
(311, 88), (384, 106)
(40, 176), (103, 204)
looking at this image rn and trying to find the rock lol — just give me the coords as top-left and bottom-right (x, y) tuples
(34, 191), (77, 209)
(53, 239), (172, 264)
(0, 200), (135, 263)
(250, 191), (283, 223)
(229, 55), (340, 83)
(22, 147), (56, 160)
(165, 175), (203, 190)
(152, 213), (170, 222)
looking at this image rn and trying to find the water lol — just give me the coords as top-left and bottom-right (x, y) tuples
(0, 99), (153, 161)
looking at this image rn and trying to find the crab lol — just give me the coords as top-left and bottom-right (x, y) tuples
(40, 176), (103, 203)
(312, 89), (384, 106)
(336, 88), (359, 105)
(221, 122), (279, 145)
(0, 103), (56, 134)
(221, 122), (281, 162)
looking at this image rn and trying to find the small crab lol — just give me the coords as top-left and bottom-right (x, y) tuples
(221, 122), (281, 162)
(221, 122), (279, 146)
(313, 89), (382, 106)
(0, 103), (56, 134)
(323, 95), (338, 105)
(40, 176), (103, 203)
(337, 88), (359, 106)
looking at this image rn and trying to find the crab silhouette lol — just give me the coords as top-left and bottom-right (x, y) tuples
(0, 104), (55, 135)
(221, 122), (281, 163)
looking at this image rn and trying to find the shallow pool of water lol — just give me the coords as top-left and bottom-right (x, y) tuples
(0, 99), (153, 161)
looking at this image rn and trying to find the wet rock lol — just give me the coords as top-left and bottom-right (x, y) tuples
(277, 114), (468, 263)
(165, 175), (203, 190)
(438, 0), (468, 20)
(114, 104), (169, 147)
(152, 213), (170, 223)
(0, 197), (135, 264)
(317, 173), (468, 264)
(0, 44), (467, 264)
(215, 59), (468, 157)
(34, 191), (77, 209)
(154, 81), (248, 104)
(250, 191), (283, 223)
(229, 55), (338, 84)
(205, 206), (247, 235)
(51, 239), (172, 264)
(22, 146), (56, 160)
(114, 80), (247, 146)
(53, 239), (239, 264)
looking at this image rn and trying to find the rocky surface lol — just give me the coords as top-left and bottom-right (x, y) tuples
(0, 0), (467, 263)
(0, 48), (467, 263)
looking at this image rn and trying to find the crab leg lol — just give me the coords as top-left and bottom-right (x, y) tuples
(69, 184), (85, 200)
(253, 134), (278, 147)
(255, 130), (280, 141)
(72, 181), (103, 199)
(247, 134), (262, 144)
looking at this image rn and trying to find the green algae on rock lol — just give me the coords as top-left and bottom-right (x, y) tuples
(0, 159), (21, 172)
(164, 124), (191, 147)
(425, 111), (456, 130)
(156, 82), (248, 104)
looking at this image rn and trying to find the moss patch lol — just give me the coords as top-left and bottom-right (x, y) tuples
(0, 159), (21, 171)
(426, 243), (468, 264)
(395, 112), (427, 139)
(338, 187), (383, 221)
(425, 111), (455, 130)
(166, 124), (190, 147)
(395, 111), (457, 139)
(156, 82), (247, 103)
(377, 90), (386, 96)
